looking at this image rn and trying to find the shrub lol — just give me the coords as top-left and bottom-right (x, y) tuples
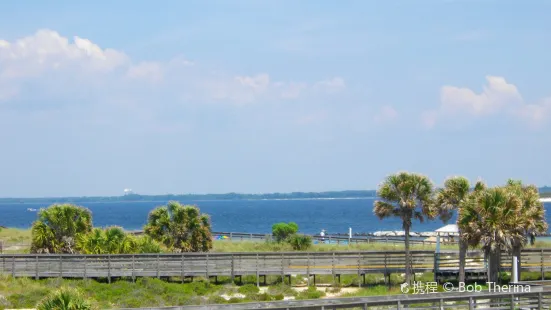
(144, 201), (212, 252)
(296, 287), (325, 300)
(36, 287), (95, 310)
(287, 234), (312, 250)
(237, 284), (259, 295)
(31, 204), (93, 254)
(271, 222), (299, 242)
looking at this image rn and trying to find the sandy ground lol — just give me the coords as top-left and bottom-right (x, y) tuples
(221, 286), (360, 301)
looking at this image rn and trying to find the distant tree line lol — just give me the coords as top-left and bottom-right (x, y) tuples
(0, 190), (376, 204)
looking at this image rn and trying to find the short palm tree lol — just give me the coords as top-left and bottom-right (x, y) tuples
(373, 171), (435, 284)
(459, 186), (523, 283)
(434, 177), (486, 283)
(36, 287), (94, 310)
(505, 180), (548, 279)
(144, 201), (212, 252)
(31, 204), (93, 254)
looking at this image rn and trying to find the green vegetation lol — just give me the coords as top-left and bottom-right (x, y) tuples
(36, 287), (95, 310)
(271, 222), (298, 242)
(374, 172), (549, 285)
(271, 222), (313, 250)
(77, 226), (161, 254)
(373, 172), (435, 284)
(31, 204), (93, 254)
(144, 201), (212, 252)
(458, 180), (547, 282)
(433, 176), (486, 283)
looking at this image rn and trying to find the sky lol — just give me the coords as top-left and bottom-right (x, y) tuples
(0, 0), (550, 197)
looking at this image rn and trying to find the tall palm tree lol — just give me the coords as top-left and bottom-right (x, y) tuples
(373, 172), (435, 284)
(144, 201), (213, 252)
(505, 179), (548, 279)
(459, 186), (523, 283)
(31, 204), (93, 254)
(434, 177), (486, 283)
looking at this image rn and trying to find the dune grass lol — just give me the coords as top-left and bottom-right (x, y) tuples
(0, 228), (31, 244)
(3, 227), (551, 254)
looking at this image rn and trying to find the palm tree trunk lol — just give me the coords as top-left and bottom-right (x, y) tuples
(488, 249), (500, 283)
(404, 225), (411, 284)
(458, 236), (467, 283)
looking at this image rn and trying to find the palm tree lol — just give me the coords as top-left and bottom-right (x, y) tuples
(434, 177), (486, 283)
(36, 287), (94, 310)
(459, 186), (523, 283)
(504, 180), (548, 280)
(31, 204), (93, 254)
(373, 172), (435, 284)
(144, 201), (212, 252)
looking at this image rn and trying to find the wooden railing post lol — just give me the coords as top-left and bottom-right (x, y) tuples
(256, 254), (260, 288)
(281, 253), (284, 284)
(83, 256), (87, 280)
(230, 254), (235, 282)
(35, 255), (39, 280)
(357, 252), (361, 288)
(307, 252), (310, 286)
(538, 292), (543, 309)
(468, 297), (474, 310)
(541, 249), (545, 280)
(108, 255), (111, 283)
(181, 254), (185, 284)
(58, 255), (62, 278)
(156, 254), (160, 279)
(206, 254), (210, 281)
(332, 252), (336, 284)
(131, 255), (135, 282)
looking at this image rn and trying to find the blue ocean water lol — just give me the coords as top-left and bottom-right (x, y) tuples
(1, 199), (550, 235)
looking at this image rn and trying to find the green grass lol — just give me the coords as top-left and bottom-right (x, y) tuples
(0, 275), (409, 309)
(4, 227), (551, 253)
(0, 228), (31, 244)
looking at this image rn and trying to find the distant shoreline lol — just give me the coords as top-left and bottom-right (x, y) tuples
(0, 190), (376, 204)
(1, 192), (550, 204)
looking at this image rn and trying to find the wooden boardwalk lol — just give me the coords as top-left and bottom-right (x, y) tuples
(2, 249), (551, 283)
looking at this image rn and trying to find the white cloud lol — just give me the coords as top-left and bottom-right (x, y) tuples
(0, 29), (128, 79)
(0, 29), (345, 106)
(423, 75), (549, 129)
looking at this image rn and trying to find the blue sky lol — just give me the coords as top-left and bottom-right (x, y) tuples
(0, 0), (550, 197)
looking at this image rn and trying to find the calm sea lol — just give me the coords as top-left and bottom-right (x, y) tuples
(1, 199), (550, 235)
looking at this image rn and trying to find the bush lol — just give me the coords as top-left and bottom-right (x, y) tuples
(36, 287), (95, 310)
(296, 287), (325, 300)
(237, 284), (259, 295)
(272, 222), (299, 242)
(288, 234), (312, 250)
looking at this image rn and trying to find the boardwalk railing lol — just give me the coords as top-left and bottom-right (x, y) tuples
(3, 249), (551, 283)
(128, 230), (458, 245)
(121, 290), (551, 310)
